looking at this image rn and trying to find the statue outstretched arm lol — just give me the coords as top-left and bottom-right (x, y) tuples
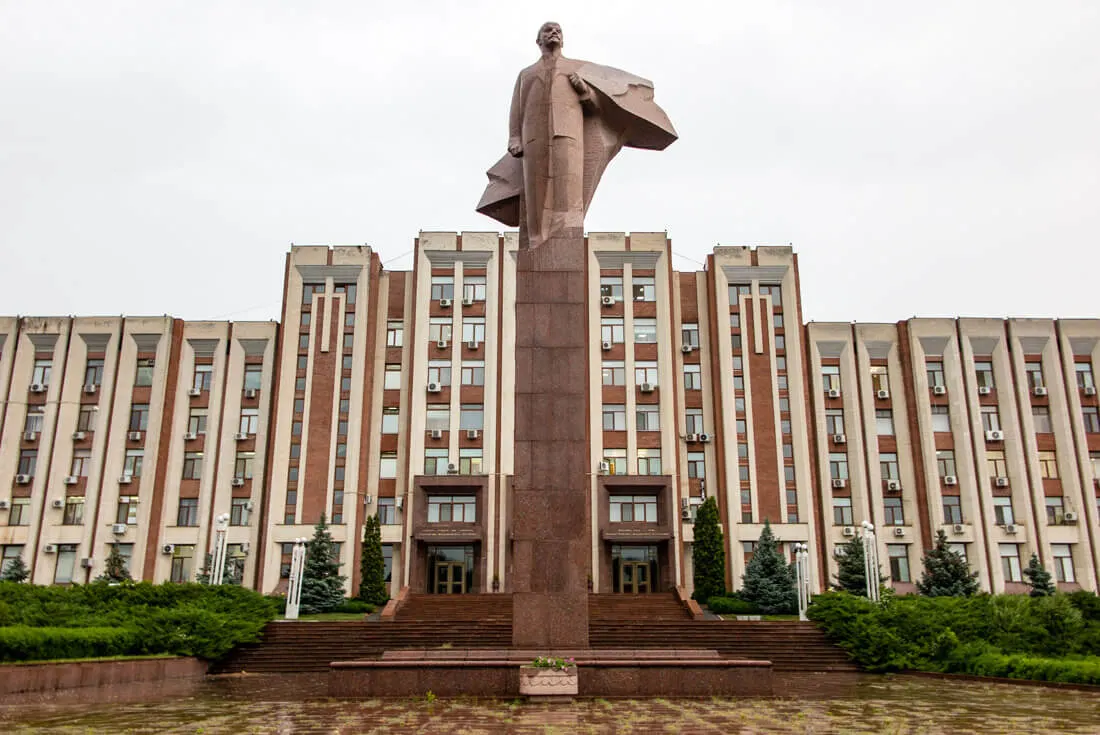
(508, 73), (523, 157)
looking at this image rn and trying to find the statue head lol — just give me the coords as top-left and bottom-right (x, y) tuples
(536, 22), (563, 52)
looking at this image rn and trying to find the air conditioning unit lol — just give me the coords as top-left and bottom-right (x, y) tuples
(601, 341), (612, 351)
(639, 383), (655, 393)
(842, 526), (856, 537)
(0, 500), (9, 510)
(244, 500), (254, 511)
(944, 475), (958, 486)
(698, 433), (711, 443)
(395, 496), (404, 509)
(833, 546), (848, 558)
(831, 478), (846, 489)
(233, 432), (247, 441)
(833, 433), (847, 444)
(438, 298), (452, 308)
(827, 388), (841, 399)
(680, 498), (690, 510)
(429, 428), (443, 439)
(188, 388), (202, 397)
(1085, 386), (1097, 396)
(44, 544), (58, 554)
(978, 386), (992, 396)
(435, 340), (449, 350)
(985, 430), (1004, 441)
(1033, 386), (1048, 397)
(876, 389), (889, 400)
(446, 462), (459, 475)
(681, 344), (694, 354)
(127, 431), (143, 441)
(598, 461), (611, 475)
(83, 384), (98, 394)
(81, 557), (94, 569)
(15, 474), (31, 484)
(72, 431), (86, 441)
(112, 523), (127, 535)
(892, 527), (906, 537)
(600, 296), (615, 307)
(239, 543), (250, 554)
(64, 476), (78, 485)
(118, 475), (133, 484)
(681, 508), (693, 521)
(886, 480), (902, 492)
(184, 432), (198, 441)
(932, 385), (947, 395)
(466, 341), (480, 351)
(427, 382), (442, 393)
(51, 498), (65, 509)
(995, 476), (1009, 488)
(685, 433), (699, 443)
(462, 297), (474, 307)
(952, 523), (966, 535)
(1003, 523), (1018, 534)
(29, 383), (46, 393)
(162, 544), (175, 555)
(1063, 511), (1078, 523)
(23, 431), (37, 442)
(244, 388), (258, 399)
(466, 429), (480, 440)
(231, 478), (245, 487)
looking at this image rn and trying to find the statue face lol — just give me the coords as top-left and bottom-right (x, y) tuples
(537, 22), (563, 50)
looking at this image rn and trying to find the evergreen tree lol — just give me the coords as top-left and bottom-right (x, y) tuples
(832, 537), (886, 597)
(0, 554), (29, 582)
(358, 514), (388, 606)
(299, 514), (347, 614)
(917, 529), (979, 597)
(1023, 553), (1056, 597)
(195, 552), (243, 585)
(691, 496), (726, 603)
(95, 543), (132, 583)
(739, 520), (797, 614)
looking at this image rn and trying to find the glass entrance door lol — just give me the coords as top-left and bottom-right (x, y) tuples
(618, 561), (652, 593)
(434, 562), (466, 594)
(426, 545), (474, 594)
(611, 544), (659, 593)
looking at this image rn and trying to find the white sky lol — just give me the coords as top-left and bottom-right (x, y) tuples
(1, 1), (1098, 324)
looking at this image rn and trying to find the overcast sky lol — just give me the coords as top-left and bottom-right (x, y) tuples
(2, 2), (1098, 325)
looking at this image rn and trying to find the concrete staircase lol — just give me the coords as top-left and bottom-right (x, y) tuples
(588, 592), (693, 622)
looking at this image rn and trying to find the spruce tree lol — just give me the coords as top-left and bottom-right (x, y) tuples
(691, 496), (726, 603)
(0, 554), (30, 582)
(740, 520), (797, 614)
(358, 514), (388, 606)
(95, 543), (132, 583)
(1023, 553), (1055, 597)
(195, 552), (243, 585)
(917, 529), (979, 597)
(299, 514), (347, 614)
(832, 537), (885, 597)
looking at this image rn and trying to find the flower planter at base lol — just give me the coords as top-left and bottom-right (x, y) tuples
(519, 666), (578, 698)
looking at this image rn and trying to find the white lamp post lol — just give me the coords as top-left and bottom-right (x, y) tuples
(861, 520), (880, 602)
(285, 537), (308, 620)
(209, 513), (231, 585)
(794, 542), (811, 621)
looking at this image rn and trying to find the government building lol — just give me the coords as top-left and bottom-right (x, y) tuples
(2, 232), (1098, 597)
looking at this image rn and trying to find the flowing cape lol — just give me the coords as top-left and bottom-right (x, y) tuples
(476, 63), (678, 227)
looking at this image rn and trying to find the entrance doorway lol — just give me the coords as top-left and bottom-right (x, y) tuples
(426, 545), (474, 594)
(611, 544), (659, 593)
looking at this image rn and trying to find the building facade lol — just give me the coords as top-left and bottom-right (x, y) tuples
(2, 234), (1098, 595)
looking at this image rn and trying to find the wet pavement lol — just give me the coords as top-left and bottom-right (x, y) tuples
(0, 672), (1097, 733)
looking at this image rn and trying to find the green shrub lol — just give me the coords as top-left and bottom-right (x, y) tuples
(707, 596), (759, 615)
(0, 627), (139, 662)
(331, 599), (374, 614)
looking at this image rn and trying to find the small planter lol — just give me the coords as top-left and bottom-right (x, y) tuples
(519, 666), (578, 699)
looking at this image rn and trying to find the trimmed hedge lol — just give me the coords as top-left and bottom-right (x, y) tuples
(0, 582), (276, 662)
(707, 596), (759, 615)
(331, 599), (374, 614)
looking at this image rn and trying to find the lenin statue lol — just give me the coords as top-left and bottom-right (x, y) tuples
(476, 22), (678, 249)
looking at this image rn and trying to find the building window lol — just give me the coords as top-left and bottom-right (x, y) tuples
(880, 453), (899, 481)
(947, 543), (968, 564)
(774, 314), (784, 329)
(377, 498), (397, 525)
(428, 318), (452, 343)
(463, 275), (486, 302)
(602, 404), (626, 431)
(682, 323), (699, 349)
(77, 405), (96, 432)
(887, 545), (910, 583)
(600, 276), (623, 302)
(302, 283), (322, 305)
(728, 283), (751, 305)
(342, 333), (354, 351)
(980, 406), (1001, 433)
(135, 358), (155, 387)
(382, 545), (393, 590)
(24, 407), (45, 435)
(999, 543), (1022, 582)
(993, 497), (1014, 526)
(832, 497), (853, 525)
(381, 407), (399, 434)
(427, 360), (452, 386)
(601, 317), (625, 344)
(332, 490), (345, 525)
(461, 361), (485, 386)
(1032, 407), (1052, 434)
(459, 404), (483, 431)
(192, 364), (213, 392)
(70, 450), (91, 478)
(1051, 544), (1075, 583)
(931, 406), (951, 432)
(235, 451), (255, 480)
(458, 449), (483, 475)
(171, 544), (195, 583)
(926, 361), (945, 389)
(176, 498), (199, 527)
(986, 450), (1007, 481)
(243, 364), (263, 391)
(603, 448), (627, 475)
(116, 496), (139, 525)
(31, 359), (52, 386)
(84, 359), (104, 387)
(129, 404), (150, 432)
(936, 450), (956, 478)
(610, 495), (657, 522)
(230, 498), (250, 526)
(1083, 407), (1100, 433)
(883, 497), (904, 526)
(825, 409), (844, 435)
(732, 375), (744, 391)
(1045, 496), (1065, 525)
(682, 364), (702, 390)
(425, 404), (450, 432)
(188, 409), (207, 436)
(942, 495), (963, 524)
(297, 334), (310, 351)
(7, 498), (30, 526)
(384, 364), (401, 390)
(239, 408), (259, 435)
(875, 409), (895, 436)
(637, 448), (661, 475)
(1024, 361), (1045, 391)
(430, 276), (454, 301)
(424, 449), (449, 475)
(632, 276), (656, 302)
(1075, 362), (1095, 390)
(775, 335), (786, 351)
(636, 404), (660, 431)
(60, 496), (84, 526)
(760, 284), (782, 306)
(730, 314), (741, 330)
(386, 321), (404, 347)
(601, 360), (625, 386)
(1038, 450), (1058, 479)
(974, 361), (994, 391)
(731, 334), (742, 353)
(829, 453), (848, 481)
(335, 282), (356, 305)
(820, 365), (841, 394)
(461, 318), (486, 345)
(870, 365), (889, 394)
(182, 452), (203, 480)
(53, 544), (78, 585)
(634, 362), (658, 386)
(687, 451), (706, 479)
(17, 450), (37, 477)
(379, 452), (397, 479)
(633, 318), (658, 343)
(296, 356), (308, 371)
(427, 495), (475, 523)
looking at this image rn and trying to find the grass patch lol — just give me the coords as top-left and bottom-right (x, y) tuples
(293, 612), (369, 621)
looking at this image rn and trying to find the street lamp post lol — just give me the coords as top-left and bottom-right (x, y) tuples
(209, 513), (231, 585)
(861, 520), (880, 602)
(794, 542), (811, 621)
(285, 537), (308, 620)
